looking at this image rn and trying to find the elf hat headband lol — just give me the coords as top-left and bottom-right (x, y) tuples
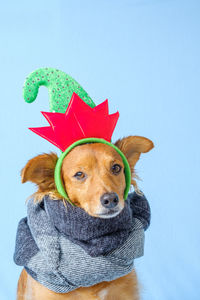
(24, 68), (131, 204)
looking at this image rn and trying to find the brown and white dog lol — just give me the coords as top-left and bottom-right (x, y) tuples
(17, 135), (154, 300)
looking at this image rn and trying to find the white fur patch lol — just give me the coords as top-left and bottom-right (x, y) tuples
(98, 287), (109, 300)
(24, 275), (33, 300)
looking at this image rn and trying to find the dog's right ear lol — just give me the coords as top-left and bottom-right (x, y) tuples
(115, 136), (154, 168)
(115, 136), (154, 193)
(21, 152), (58, 192)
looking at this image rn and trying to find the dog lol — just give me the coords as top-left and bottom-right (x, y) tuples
(16, 135), (154, 300)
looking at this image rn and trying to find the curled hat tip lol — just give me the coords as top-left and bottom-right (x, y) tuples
(23, 67), (96, 112)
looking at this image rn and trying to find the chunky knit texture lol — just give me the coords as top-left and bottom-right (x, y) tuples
(14, 192), (150, 293)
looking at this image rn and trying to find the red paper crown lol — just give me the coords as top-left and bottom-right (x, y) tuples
(29, 92), (119, 152)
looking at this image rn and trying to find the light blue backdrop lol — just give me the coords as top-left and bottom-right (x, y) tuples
(0, 0), (199, 299)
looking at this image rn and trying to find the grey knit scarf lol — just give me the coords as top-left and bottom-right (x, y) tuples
(14, 192), (150, 293)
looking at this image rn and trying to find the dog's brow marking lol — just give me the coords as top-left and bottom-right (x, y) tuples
(98, 287), (108, 300)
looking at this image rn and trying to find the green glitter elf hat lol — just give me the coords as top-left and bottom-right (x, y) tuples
(24, 68), (131, 205)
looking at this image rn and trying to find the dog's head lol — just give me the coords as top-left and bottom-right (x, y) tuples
(21, 136), (153, 218)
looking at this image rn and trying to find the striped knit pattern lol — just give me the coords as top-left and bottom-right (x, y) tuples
(26, 218), (144, 293)
(14, 195), (148, 293)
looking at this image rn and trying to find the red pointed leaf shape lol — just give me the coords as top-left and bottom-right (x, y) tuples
(29, 93), (119, 151)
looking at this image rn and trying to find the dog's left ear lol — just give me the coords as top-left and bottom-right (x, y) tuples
(115, 136), (154, 168)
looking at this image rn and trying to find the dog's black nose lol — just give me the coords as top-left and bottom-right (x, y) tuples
(100, 192), (119, 209)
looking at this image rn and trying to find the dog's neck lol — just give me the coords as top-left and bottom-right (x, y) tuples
(44, 196), (134, 257)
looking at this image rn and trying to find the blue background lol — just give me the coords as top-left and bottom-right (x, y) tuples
(0, 0), (199, 299)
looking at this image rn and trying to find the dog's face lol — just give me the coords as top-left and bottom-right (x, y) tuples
(21, 136), (154, 218)
(61, 143), (126, 218)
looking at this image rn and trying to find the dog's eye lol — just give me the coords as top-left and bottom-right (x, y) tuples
(111, 164), (122, 175)
(74, 171), (86, 180)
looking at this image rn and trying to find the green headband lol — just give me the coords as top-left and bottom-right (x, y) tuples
(55, 138), (132, 206)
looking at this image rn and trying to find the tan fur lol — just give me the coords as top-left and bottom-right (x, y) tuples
(21, 152), (61, 203)
(17, 136), (154, 299)
(17, 269), (139, 300)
